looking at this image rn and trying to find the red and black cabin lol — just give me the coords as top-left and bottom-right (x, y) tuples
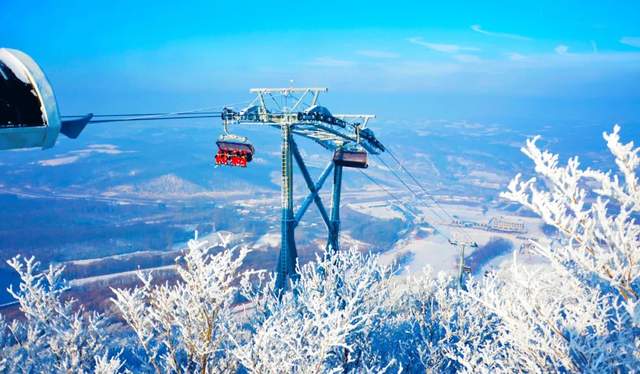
(215, 139), (255, 168)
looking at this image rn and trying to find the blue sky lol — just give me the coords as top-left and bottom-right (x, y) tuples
(2, 0), (640, 122)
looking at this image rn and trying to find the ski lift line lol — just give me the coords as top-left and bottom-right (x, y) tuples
(62, 111), (222, 118)
(368, 156), (452, 234)
(373, 153), (469, 242)
(61, 99), (255, 120)
(87, 114), (222, 124)
(357, 169), (404, 203)
(374, 154), (421, 197)
(384, 147), (474, 243)
(0, 300), (18, 309)
(386, 147), (448, 211)
(359, 169), (455, 242)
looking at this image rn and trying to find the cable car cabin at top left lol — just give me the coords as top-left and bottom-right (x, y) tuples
(0, 48), (90, 151)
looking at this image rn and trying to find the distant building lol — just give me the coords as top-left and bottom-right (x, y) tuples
(451, 216), (527, 234)
(487, 216), (526, 233)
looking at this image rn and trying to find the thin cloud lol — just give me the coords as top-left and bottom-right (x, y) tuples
(356, 50), (399, 59)
(506, 52), (526, 61)
(308, 57), (356, 67)
(408, 37), (479, 53)
(620, 36), (640, 48)
(555, 44), (569, 55)
(453, 54), (482, 63)
(471, 25), (532, 41)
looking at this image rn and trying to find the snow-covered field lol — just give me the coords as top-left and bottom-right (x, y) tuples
(381, 202), (550, 276)
(347, 201), (405, 220)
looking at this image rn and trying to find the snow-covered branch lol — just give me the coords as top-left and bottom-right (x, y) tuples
(0, 256), (122, 373)
(111, 233), (250, 373)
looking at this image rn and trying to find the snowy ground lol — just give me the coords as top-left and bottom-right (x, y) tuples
(346, 202), (405, 220)
(380, 202), (551, 277)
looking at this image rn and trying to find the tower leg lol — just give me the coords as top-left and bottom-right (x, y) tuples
(275, 123), (297, 291)
(458, 244), (466, 289)
(327, 164), (343, 253)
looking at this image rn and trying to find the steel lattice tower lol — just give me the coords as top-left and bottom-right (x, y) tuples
(220, 87), (384, 290)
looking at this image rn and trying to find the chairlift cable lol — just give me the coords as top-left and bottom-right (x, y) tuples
(374, 152), (471, 243)
(87, 114), (221, 124)
(358, 169), (404, 203)
(61, 99), (254, 120)
(384, 146), (475, 244)
(358, 169), (455, 241)
(62, 111), (221, 118)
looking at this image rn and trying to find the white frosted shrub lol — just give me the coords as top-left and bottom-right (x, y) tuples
(0, 256), (122, 373)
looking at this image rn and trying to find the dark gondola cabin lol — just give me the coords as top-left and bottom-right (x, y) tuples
(333, 148), (368, 168)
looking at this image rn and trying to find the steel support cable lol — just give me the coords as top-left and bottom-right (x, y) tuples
(374, 153), (470, 242)
(359, 169), (454, 243)
(87, 114), (222, 124)
(374, 154), (420, 197)
(61, 99), (254, 120)
(386, 147), (455, 219)
(368, 157), (458, 242)
(357, 169), (403, 203)
(374, 154), (450, 225)
(384, 147), (475, 243)
(62, 111), (221, 118)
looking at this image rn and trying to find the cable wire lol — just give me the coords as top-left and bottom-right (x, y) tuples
(87, 114), (221, 124)
(373, 152), (472, 243)
(385, 147), (475, 243)
(61, 98), (254, 121)
(62, 111), (221, 118)
(374, 154), (450, 226)
(374, 154), (420, 197)
(358, 169), (404, 203)
(361, 165), (456, 243)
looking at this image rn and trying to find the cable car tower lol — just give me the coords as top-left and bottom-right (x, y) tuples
(219, 87), (384, 289)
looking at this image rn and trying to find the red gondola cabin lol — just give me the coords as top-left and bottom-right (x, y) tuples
(215, 136), (255, 168)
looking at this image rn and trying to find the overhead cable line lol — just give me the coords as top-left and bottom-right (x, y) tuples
(358, 169), (404, 203)
(385, 147), (475, 243)
(374, 154), (420, 197)
(61, 99), (254, 121)
(360, 168), (455, 243)
(87, 114), (221, 124)
(62, 111), (221, 118)
(374, 154), (450, 225)
(362, 160), (458, 242)
(373, 151), (471, 243)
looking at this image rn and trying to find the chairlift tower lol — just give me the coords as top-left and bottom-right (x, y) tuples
(449, 239), (478, 289)
(219, 87), (384, 290)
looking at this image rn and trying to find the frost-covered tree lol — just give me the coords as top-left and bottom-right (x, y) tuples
(393, 125), (639, 373)
(0, 256), (123, 373)
(456, 124), (640, 372)
(462, 256), (638, 372)
(233, 248), (397, 373)
(387, 269), (500, 373)
(111, 232), (250, 373)
(502, 125), (639, 318)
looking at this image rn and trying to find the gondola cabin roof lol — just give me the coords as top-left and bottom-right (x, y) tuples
(0, 48), (62, 150)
